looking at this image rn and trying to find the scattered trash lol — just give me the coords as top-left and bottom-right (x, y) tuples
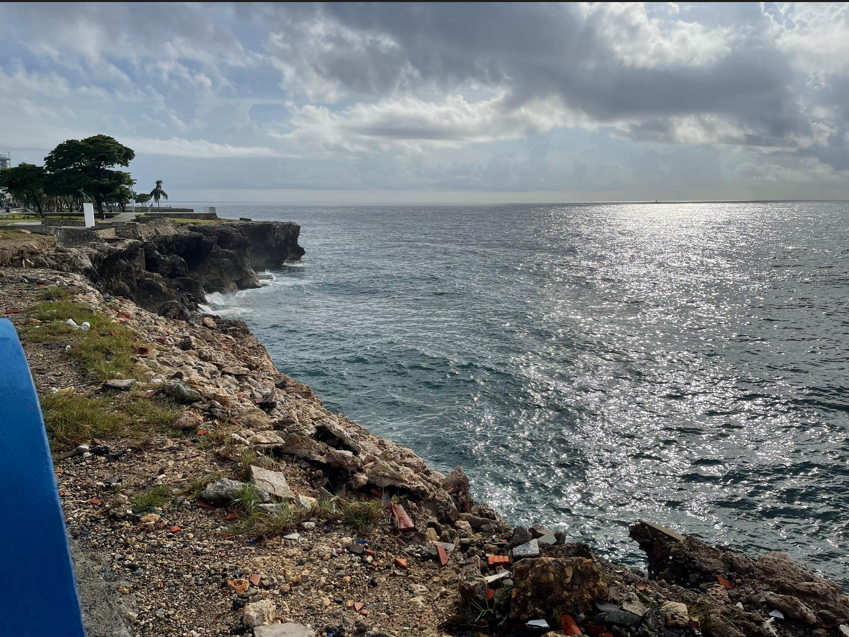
(595, 600), (619, 613)
(769, 610), (785, 619)
(526, 619), (549, 629)
(488, 555), (509, 566)
(394, 558), (408, 570)
(65, 318), (78, 327)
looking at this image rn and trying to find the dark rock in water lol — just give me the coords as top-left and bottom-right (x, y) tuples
(508, 526), (533, 549)
(31, 221), (304, 316)
(158, 300), (191, 321)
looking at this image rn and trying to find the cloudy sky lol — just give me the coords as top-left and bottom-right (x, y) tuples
(2, 2), (849, 203)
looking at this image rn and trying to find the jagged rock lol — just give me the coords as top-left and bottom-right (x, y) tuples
(173, 411), (203, 430)
(202, 316), (217, 329)
(163, 381), (203, 403)
(239, 407), (273, 430)
(443, 467), (473, 513)
(509, 557), (607, 620)
(661, 601), (689, 627)
(629, 520), (753, 584)
(767, 594), (818, 625)
(250, 465), (294, 500)
(243, 599), (276, 627)
(200, 478), (247, 507)
(755, 552), (849, 623)
(457, 565), (488, 603)
(246, 431), (285, 448)
(509, 527), (533, 549)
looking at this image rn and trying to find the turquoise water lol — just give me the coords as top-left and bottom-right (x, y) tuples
(199, 202), (849, 585)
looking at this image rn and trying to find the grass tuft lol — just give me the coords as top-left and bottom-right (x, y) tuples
(23, 301), (140, 380)
(227, 484), (309, 538)
(40, 393), (124, 449)
(340, 495), (385, 533)
(131, 486), (172, 514)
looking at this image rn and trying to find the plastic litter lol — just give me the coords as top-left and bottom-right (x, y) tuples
(64, 318), (78, 327)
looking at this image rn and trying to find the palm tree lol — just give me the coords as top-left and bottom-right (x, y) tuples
(149, 180), (168, 208)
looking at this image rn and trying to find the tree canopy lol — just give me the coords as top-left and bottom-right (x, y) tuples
(150, 179), (168, 207)
(0, 163), (48, 215)
(45, 135), (136, 215)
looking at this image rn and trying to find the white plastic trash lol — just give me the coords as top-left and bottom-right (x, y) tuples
(80, 322), (90, 331)
(65, 318), (78, 327)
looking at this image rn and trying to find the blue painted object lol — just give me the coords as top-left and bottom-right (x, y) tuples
(0, 319), (86, 636)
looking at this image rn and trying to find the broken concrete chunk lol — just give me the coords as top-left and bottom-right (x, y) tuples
(512, 539), (540, 559)
(103, 379), (136, 391)
(254, 623), (315, 637)
(537, 531), (557, 545)
(243, 599), (276, 627)
(250, 465), (294, 500)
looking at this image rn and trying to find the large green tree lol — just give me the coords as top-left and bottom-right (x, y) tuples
(45, 135), (135, 216)
(0, 163), (48, 215)
(149, 179), (168, 208)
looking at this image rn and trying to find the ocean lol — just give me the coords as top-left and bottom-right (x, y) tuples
(196, 201), (849, 585)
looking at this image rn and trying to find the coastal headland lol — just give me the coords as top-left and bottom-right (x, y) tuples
(0, 220), (846, 637)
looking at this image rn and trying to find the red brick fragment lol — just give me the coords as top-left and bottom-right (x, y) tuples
(197, 501), (216, 510)
(354, 602), (364, 612)
(717, 575), (734, 589)
(5, 308), (20, 314)
(485, 589), (495, 601)
(364, 549), (376, 557)
(360, 609), (368, 616)
(137, 347), (149, 355)
(436, 544), (449, 567)
(89, 498), (102, 505)
(153, 337), (166, 344)
(197, 429), (208, 435)
(394, 558), (408, 570)
(224, 512), (237, 521)
(561, 615), (582, 635)
(390, 504), (415, 531)
(487, 555), (509, 566)
(585, 626), (605, 635)
(249, 574), (261, 587)
(169, 526), (181, 533)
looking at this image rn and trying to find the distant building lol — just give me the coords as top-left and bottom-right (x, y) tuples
(0, 152), (10, 171)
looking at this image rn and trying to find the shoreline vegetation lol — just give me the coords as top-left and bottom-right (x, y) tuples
(0, 222), (848, 637)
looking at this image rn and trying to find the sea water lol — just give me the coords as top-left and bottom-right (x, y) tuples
(196, 201), (849, 585)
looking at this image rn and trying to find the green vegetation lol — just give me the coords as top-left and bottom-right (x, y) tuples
(131, 486), (172, 514)
(1, 134), (139, 215)
(23, 301), (140, 380)
(341, 495), (385, 532)
(228, 483), (308, 538)
(39, 286), (75, 302)
(40, 391), (180, 453)
(149, 179), (168, 207)
(40, 393), (125, 449)
(0, 163), (48, 215)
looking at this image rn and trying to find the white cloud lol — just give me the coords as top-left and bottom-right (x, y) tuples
(278, 94), (583, 156)
(122, 137), (283, 159)
(767, 3), (849, 76)
(585, 3), (735, 69)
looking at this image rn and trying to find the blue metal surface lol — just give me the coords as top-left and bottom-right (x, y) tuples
(0, 318), (86, 635)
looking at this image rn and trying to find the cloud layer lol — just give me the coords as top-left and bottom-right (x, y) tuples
(1, 2), (848, 201)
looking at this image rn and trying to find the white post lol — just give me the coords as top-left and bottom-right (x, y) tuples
(83, 203), (95, 228)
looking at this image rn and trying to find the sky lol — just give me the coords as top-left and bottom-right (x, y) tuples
(1, 2), (849, 203)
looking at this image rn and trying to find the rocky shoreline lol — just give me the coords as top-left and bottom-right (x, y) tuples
(1, 222), (847, 637)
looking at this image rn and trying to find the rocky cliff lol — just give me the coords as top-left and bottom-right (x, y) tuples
(24, 220), (304, 315)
